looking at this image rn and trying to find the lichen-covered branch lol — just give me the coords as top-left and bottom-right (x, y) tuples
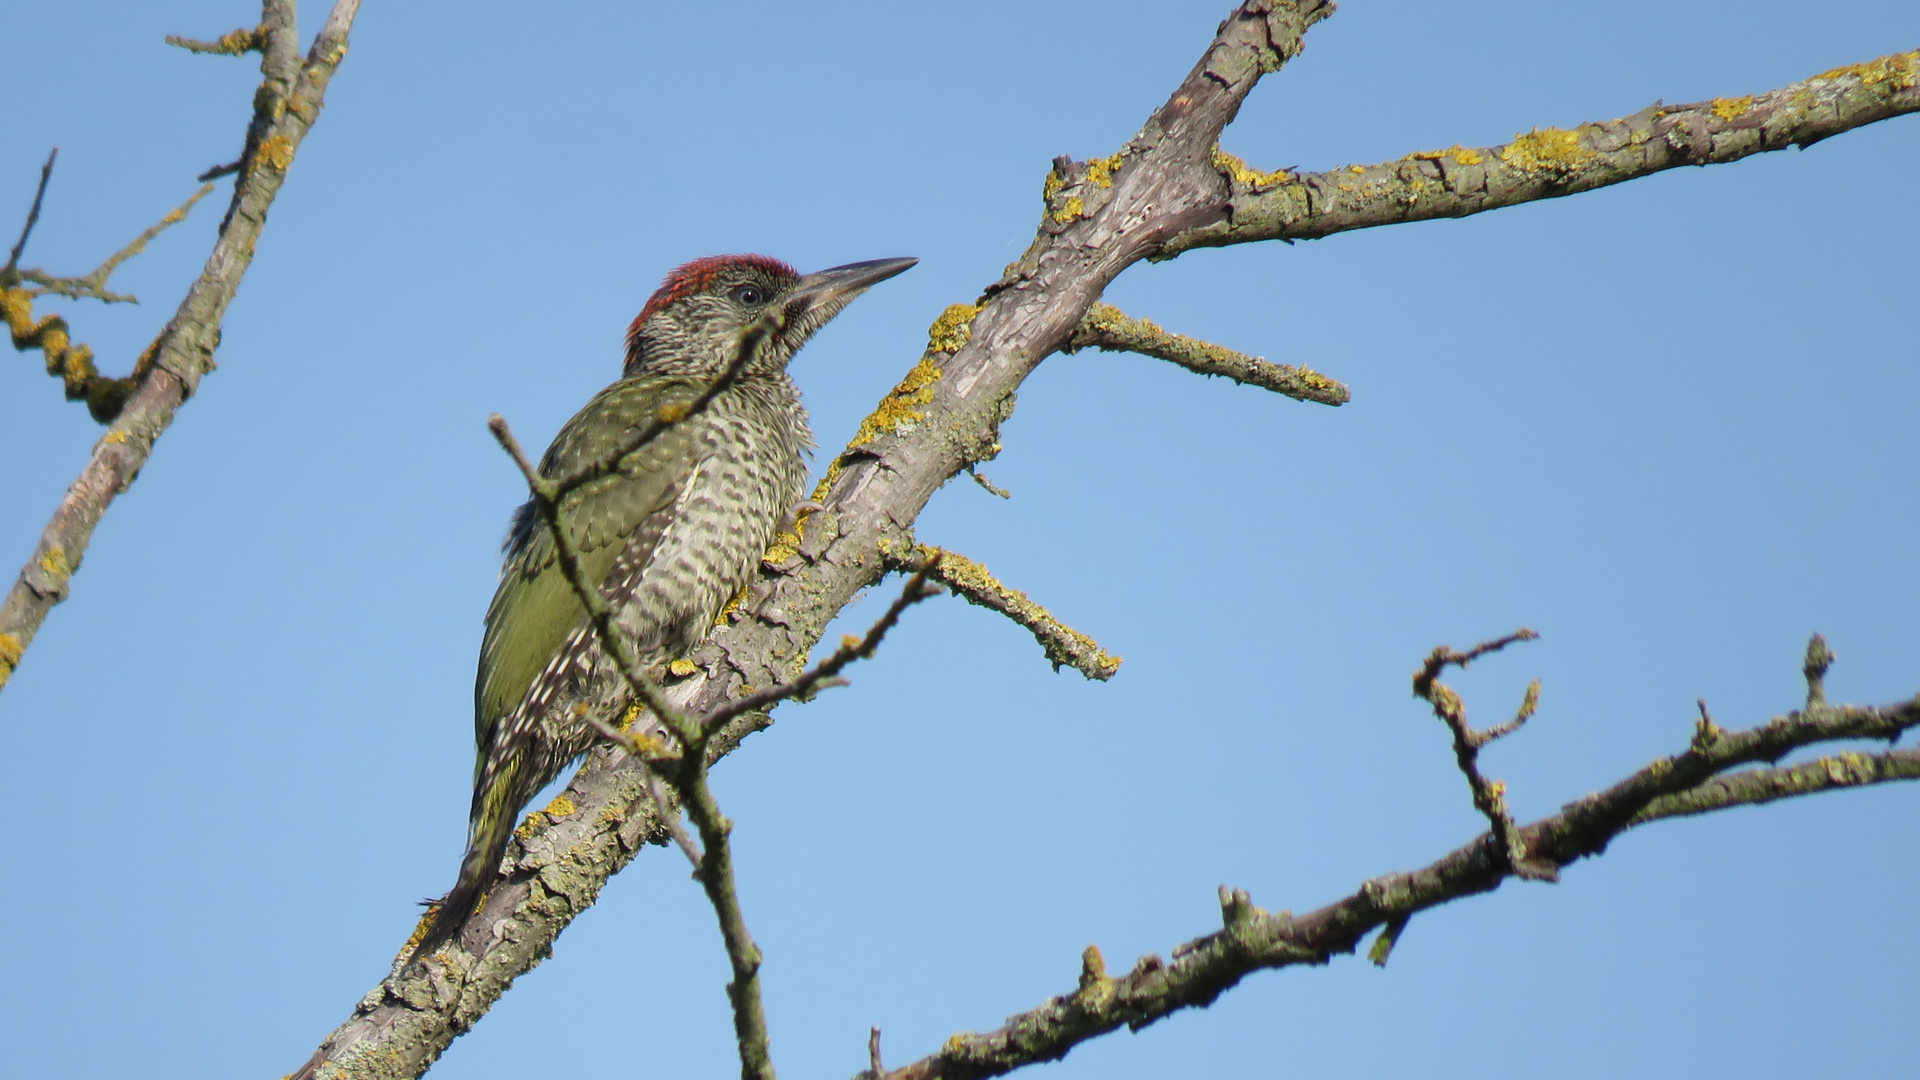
(1631, 747), (1920, 824)
(873, 655), (1920, 1080)
(1066, 302), (1347, 405)
(1161, 50), (1920, 255)
(4, 174), (215, 420)
(885, 543), (1121, 682)
(0, 0), (363, 695)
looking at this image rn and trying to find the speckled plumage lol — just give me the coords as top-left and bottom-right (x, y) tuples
(417, 254), (914, 955)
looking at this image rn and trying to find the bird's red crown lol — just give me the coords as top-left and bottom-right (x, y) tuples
(625, 254), (798, 358)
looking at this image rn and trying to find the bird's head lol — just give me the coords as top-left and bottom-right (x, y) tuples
(623, 254), (917, 379)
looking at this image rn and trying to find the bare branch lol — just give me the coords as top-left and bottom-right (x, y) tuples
(165, 26), (266, 56)
(22, 181), (215, 303)
(1160, 50), (1920, 256)
(0, 0), (364, 694)
(1066, 302), (1348, 405)
(884, 544), (1121, 682)
(1411, 629), (1555, 881)
(3, 147), (55, 277)
(876, 676), (1920, 1080)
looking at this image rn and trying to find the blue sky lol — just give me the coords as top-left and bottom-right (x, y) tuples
(2, 3), (1916, 1078)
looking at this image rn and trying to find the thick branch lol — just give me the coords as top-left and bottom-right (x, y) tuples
(1066, 302), (1347, 405)
(0, 0), (362, 695)
(1161, 50), (1920, 255)
(875, 689), (1920, 1080)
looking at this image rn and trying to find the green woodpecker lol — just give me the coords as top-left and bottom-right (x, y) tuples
(418, 254), (916, 955)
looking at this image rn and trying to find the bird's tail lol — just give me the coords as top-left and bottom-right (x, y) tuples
(408, 763), (524, 963)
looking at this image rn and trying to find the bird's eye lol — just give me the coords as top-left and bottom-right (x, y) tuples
(732, 285), (765, 306)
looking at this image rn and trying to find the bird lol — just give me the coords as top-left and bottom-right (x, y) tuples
(415, 253), (917, 957)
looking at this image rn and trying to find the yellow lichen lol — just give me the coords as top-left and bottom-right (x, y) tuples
(1052, 195), (1085, 223)
(256, 134), (295, 172)
(103, 428), (130, 445)
(915, 544), (1121, 675)
(39, 547), (71, 581)
(1499, 127), (1597, 172)
(1042, 170), (1065, 203)
(943, 1033), (976, 1055)
(1711, 95), (1755, 121)
(544, 795), (576, 817)
(927, 302), (981, 354)
(1815, 50), (1919, 90)
(616, 701), (644, 731)
(0, 633), (21, 679)
(1408, 144), (1484, 166)
(848, 350), (943, 448)
(667, 658), (699, 678)
(1086, 152), (1123, 188)
(761, 527), (801, 567)
(1209, 145), (1292, 190)
(714, 583), (749, 626)
(512, 811), (547, 841)
(1348, 164), (1365, 174)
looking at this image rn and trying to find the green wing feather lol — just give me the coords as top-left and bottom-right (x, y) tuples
(473, 378), (702, 754)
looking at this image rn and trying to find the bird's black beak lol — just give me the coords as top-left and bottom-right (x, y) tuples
(792, 257), (918, 311)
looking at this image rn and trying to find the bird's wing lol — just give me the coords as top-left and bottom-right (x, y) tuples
(474, 377), (702, 744)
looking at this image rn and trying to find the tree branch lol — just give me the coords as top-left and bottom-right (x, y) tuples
(1066, 302), (1348, 405)
(1160, 50), (1920, 255)
(1411, 628), (1556, 881)
(885, 543), (1121, 682)
(4, 180), (216, 421)
(873, 646), (1920, 1080)
(0, 0), (363, 695)
(3, 147), (55, 276)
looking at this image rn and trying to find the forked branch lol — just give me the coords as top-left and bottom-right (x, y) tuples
(874, 637), (1920, 1080)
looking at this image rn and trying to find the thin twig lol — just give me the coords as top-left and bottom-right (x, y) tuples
(486, 416), (693, 743)
(197, 160), (243, 183)
(165, 26), (265, 55)
(4, 148), (56, 278)
(1411, 629), (1553, 880)
(703, 556), (944, 731)
(22, 182), (215, 303)
(550, 306), (788, 506)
